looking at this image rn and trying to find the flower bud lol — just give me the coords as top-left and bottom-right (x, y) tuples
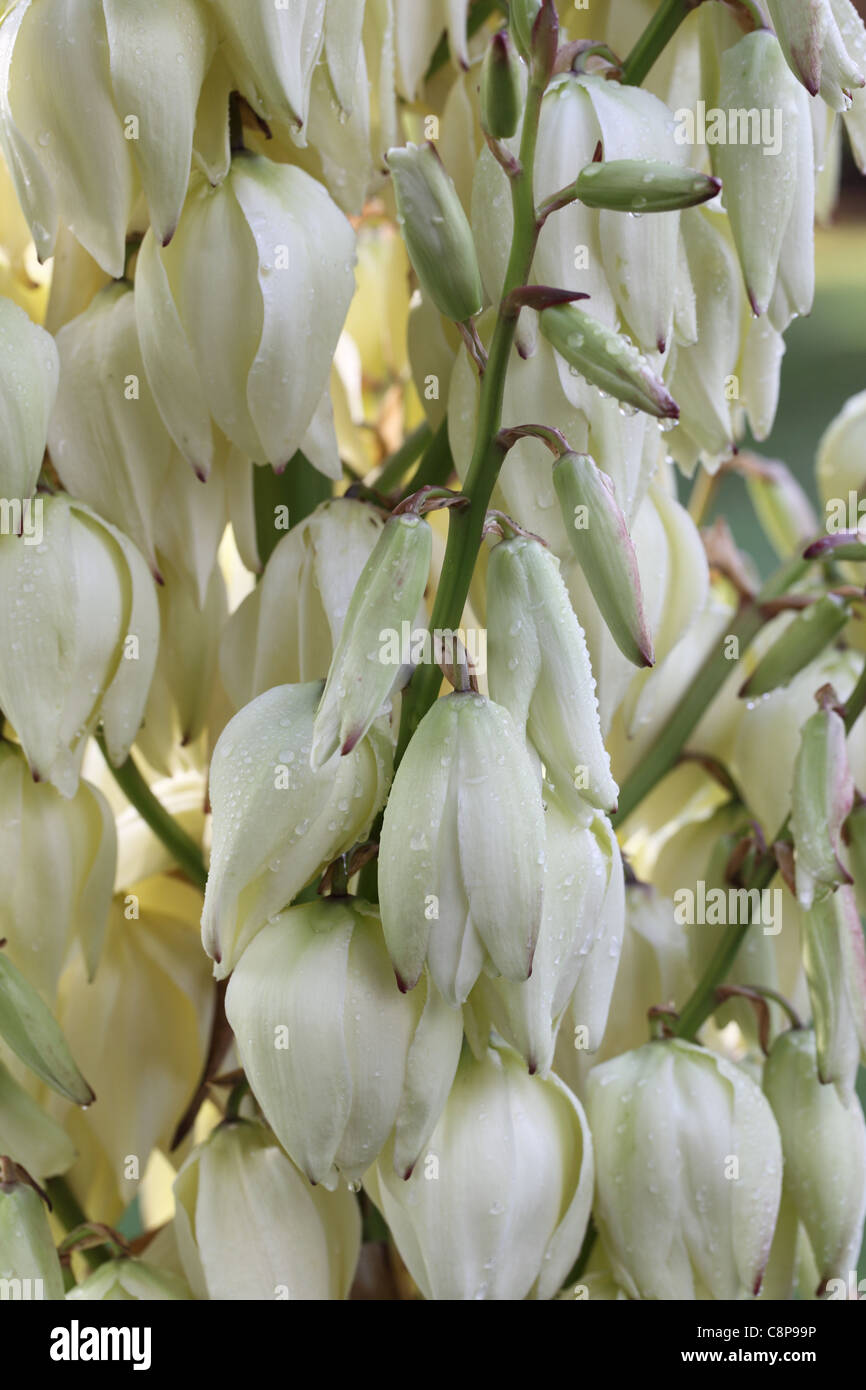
(67, 1257), (193, 1301)
(790, 700), (855, 908)
(574, 159), (720, 212)
(587, 1039), (783, 1300)
(135, 157), (355, 477)
(740, 597), (850, 701)
(468, 792), (623, 1074)
(713, 32), (804, 316)
(0, 1169), (64, 1300)
(743, 455), (818, 558)
(486, 535), (617, 813)
(0, 0), (213, 274)
(202, 681), (393, 978)
(386, 143), (484, 323)
(763, 1027), (866, 1292)
(0, 949), (93, 1104)
(379, 692), (545, 1004)
(49, 282), (229, 602)
(816, 390), (866, 564)
(0, 495), (159, 797)
(801, 885), (866, 1101)
(220, 499), (386, 711)
(364, 1042), (594, 1300)
(311, 514), (432, 767)
(173, 1119), (360, 1300)
(225, 897), (462, 1186)
(553, 451), (655, 669)
(0, 295), (58, 501)
(766, 0), (866, 111)
(481, 30), (523, 139)
(540, 304), (679, 420)
(0, 742), (116, 999)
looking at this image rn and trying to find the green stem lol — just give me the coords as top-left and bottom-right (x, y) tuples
(396, 73), (548, 760)
(375, 424), (432, 494)
(97, 734), (208, 893)
(613, 558), (808, 827)
(45, 1178), (111, 1270)
(620, 0), (702, 87)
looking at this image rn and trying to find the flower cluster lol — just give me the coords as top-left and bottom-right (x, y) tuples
(0, 0), (864, 1303)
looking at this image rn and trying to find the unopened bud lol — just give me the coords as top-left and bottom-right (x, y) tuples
(0, 950), (93, 1104)
(487, 534), (617, 812)
(386, 143), (484, 322)
(740, 597), (850, 700)
(790, 699), (854, 908)
(540, 304), (679, 419)
(553, 452), (655, 668)
(574, 160), (721, 212)
(481, 30), (523, 139)
(763, 1027), (866, 1293)
(0, 1169), (64, 1300)
(311, 514), (431, 768)
(801, 885), (866, 1101)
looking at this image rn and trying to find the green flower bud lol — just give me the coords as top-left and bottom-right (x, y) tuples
(0, 0), (214, 274)
(386, 143), (484, 323)
(67, 1258), (193, 1301)
(135, 157), (354, 477)
(0, 1169), (64, 1300)
(311, 513), (432, 767)
(553, 452), (655, 669)
(587, 1040), (783, 1300)
(743, 456), (818, 559)
(0, 948), (93, 1105)
(801, 885), (866, 1101)
(713, 32), (804, 317)
(540, 303), (679, 419)
(0, 494), (159, 798)
(364, 1042), (594, 1300)
(574, 159), (721, 212)
(480, 30), (523, 139)
(0, 295), (58, 502)
(790, 701), (854, 908)
(468, 791), (623, 1075)
(220, 499), (385, 711)
(509, 0), (542, 61)
(487, 535), (617, 813)
(202, 681), (393, 978)
(763, 1027), (866, 1293)
(173, 1120), (360, 1300)
(379, 692), (545, 1005)
(740, 597), (850, 701)
(225, 897), (462, 1186)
